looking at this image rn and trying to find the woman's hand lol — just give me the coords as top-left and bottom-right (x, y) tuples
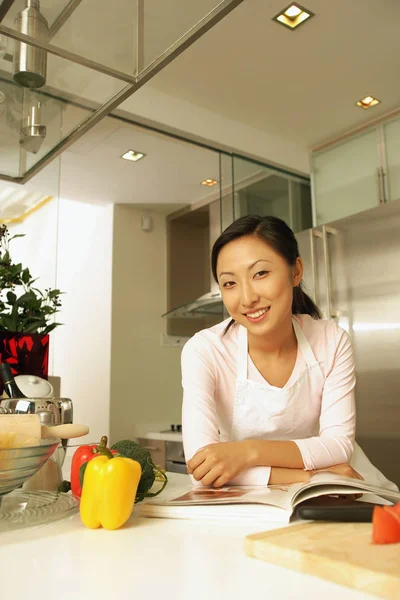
(313, 463), (364, 498)
(186, 441), (254, 487)
(314, 463), (364, 480)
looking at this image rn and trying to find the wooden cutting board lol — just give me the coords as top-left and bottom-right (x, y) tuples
(245, 522), (400, 600)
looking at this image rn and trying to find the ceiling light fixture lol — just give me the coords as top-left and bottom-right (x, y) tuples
(121, 150), (145, 162)
(201, 178), (218, 187)
(273, 3), (314, 30)
(356, 96), (380, 110)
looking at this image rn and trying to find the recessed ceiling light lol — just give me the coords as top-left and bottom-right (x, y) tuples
(356, 96), (380, 110)
(273, 3), (314, 30)
(201, 178), (218, 187)
(121, 149), (145, 162)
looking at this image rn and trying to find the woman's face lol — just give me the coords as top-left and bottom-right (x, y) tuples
(216, 235), (303, 336)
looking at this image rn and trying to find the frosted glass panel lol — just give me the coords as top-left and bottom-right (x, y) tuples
(219, 154), (234, 232)
(233, 157), (290, 227)
(313, 130), (379, 225)
(384, 117), (400, 202)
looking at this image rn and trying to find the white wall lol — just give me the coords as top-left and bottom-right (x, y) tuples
(6, 198), (59, 295)
(109, 205), (182, 443)
(7, 191), (116, 448)
(52, 198), (113, 447)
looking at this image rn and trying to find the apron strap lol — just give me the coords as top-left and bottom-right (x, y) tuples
(292, 317), (320, 368)
(236, 325), (248, 381)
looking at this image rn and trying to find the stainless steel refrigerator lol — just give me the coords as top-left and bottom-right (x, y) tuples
(296, 198), (400, 486)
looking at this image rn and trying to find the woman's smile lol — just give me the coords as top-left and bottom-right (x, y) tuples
(244, 306), (270, 323)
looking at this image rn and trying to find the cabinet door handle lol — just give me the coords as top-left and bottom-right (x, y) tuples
(380, 167), (387, 204)
(310, 229), (322, 305)
(322, 225), (337, 320)
(142, 446), (160, 451)
(376, 167), (386, 204)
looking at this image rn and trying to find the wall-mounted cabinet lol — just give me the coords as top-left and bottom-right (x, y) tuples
(221, 154), (312, 232)
(311, 113), (400, 226)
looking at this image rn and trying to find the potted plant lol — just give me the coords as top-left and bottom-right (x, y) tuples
(0, 224), (63, 391)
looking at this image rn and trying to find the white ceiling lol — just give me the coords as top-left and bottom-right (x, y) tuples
(2, 0), (400, 210)
(148, 0), (400, 148)
(59, 115), (270, 207)
(60, 117), (221, 208)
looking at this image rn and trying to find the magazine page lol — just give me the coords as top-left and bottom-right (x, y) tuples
(139, 500), (292, 523)
(290, 471), (400, 508)
(140, 473), (296, 522)
(146, 478), (305, 511)
(140, 472), (400, 523)
(142, 472), (400, 518)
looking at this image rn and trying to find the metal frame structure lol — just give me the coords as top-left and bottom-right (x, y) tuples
(0, 0), (244, 183)
(0, 0), (16, 23)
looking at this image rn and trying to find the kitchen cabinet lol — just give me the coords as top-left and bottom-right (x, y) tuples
(312, 128), (382, 225)
(137, 437), (166, 470)
(311, 113), (400, 225)
(233, 156), (312, 233)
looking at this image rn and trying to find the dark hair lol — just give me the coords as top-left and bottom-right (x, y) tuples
(211, 215), (322, 333)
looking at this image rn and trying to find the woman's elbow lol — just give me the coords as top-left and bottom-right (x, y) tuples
(341, 436), (354, 464)
(325, 435), (354, 465)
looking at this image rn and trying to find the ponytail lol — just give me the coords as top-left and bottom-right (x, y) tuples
(292, 283), (322, 319)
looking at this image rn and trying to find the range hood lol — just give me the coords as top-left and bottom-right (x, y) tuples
(162, 291), (223, 319)
(163, 199), (226, 320)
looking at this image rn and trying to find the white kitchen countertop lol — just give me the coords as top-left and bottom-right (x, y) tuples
(0, 461), (377, 600)
(142, 431), (183, 442)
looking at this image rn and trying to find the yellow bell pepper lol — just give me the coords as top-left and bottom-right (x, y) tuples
(80, 454), (142, 530)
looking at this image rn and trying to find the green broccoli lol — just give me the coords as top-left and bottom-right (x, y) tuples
(57, 480), (71, 494)
(111, 439), (168, 503)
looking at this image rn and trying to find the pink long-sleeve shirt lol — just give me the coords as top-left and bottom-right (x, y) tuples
(181, 314), (356, 486)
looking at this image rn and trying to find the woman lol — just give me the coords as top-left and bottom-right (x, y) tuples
(181, 215), (397, 490)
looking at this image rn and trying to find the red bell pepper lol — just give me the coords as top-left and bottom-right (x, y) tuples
(70, 436), (118, 497)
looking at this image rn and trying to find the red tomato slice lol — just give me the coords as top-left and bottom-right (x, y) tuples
(393, 502), (400, 517)
(384, 505), (400, 524)
(372, 506), (400, 544)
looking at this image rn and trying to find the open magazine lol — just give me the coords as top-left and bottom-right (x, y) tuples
(140, 472), (400, 524)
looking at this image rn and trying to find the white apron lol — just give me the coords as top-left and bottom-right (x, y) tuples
(232, 317), (398, 490)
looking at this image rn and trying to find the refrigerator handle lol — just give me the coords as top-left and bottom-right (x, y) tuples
(377, 167), (387, 204)
(322, 225), (337, 320)
(310, 229), (322, 305)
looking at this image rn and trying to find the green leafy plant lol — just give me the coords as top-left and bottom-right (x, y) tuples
(0, 224), (63, 335)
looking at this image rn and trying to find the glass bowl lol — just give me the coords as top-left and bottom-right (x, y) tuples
(0, 438), (60, 496)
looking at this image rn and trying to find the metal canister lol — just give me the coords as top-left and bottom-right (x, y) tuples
(12, 0), (48, 89)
